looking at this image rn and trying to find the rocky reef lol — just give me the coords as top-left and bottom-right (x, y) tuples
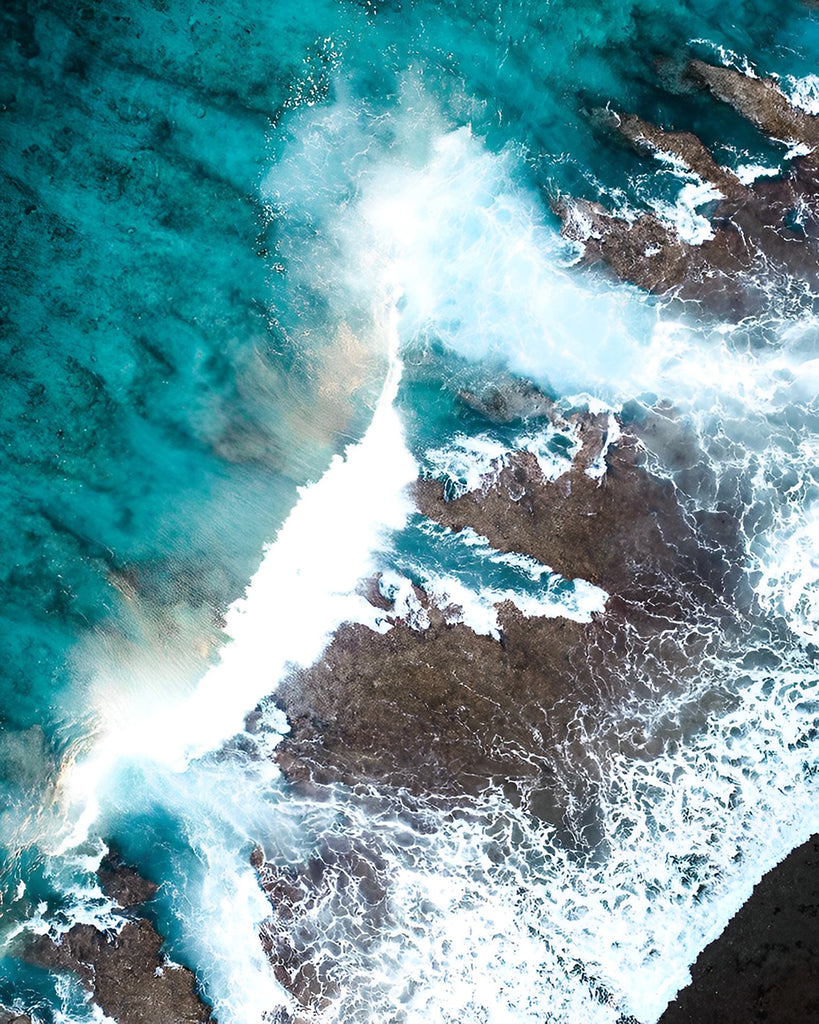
(255, 55), (819, 1024)
(0, 1010), (31, 1024)
(266, 397), (811, 1022)
(17, 50), (817, 1024)
(274, 394), (742, 809)
(555, 60), (819, 317)
(22, 849), (213, 1024)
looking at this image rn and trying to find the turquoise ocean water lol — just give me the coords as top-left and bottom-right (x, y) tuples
(2, 0), (819, 1020)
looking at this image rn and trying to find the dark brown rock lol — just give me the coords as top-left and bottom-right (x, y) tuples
(98, 846), (159, 909)
(21, 855), (213, 1024)
(0, 1010), (31, 1024)
(457, 377), (559, 423)
(603, 109), (745, 199)
(556, 63), (819, 317)
(554, 194), (761, 317)
(275, 417), (740, 811)
(278, 604), (590, 797)
(686, 60), (819, 149)
(25, 920), (213, 1024)
(416, 414), (737, 610)
(659, 834), (819, 1024)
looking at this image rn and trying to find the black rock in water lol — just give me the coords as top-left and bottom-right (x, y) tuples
(659, 834), (819, 1024)
(555, 60), (819, 318)
(0, 1009), (31, 1024)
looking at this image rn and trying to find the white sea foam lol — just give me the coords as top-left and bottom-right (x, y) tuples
(688, 40), (759, 78)
(424, 433), (513, 498)
(783, 72), (819, 115)
(385, 566), (607, 639)
(54, 755), (306, 1023)
(585, 413), (621, 480)
(151, 765), (294, 1022)
(424, 424), (577, 499)
(387, 520), (608, 637)
(649, 179), (720, 245)
(378, 571), (432, 631)
(351, 120), (664, 398)
(754, 502), (819, 644)
(165, 318), (416, 763)
(256, 647), (816, 1024)
(455, 526), (554, 580)
(268, 85), (813, 410)
(735, 162), (779, 184)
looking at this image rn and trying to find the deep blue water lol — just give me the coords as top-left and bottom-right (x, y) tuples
(2, 0), (819, 1020)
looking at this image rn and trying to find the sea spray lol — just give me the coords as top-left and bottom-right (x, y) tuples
(56, 301), (417, 838)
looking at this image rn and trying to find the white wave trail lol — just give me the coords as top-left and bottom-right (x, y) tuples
(167, 312), (416, 764)
(57, 300), (417, 848)
(46, 296), (417, 1024)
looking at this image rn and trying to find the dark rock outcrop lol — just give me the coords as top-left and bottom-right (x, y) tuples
(659, 834), (819, 1024)
(555, 193), (759, 316)
(555, 61), (819, 317)
(686, 60), (819, 150)
(23, 854), (213, 1024)
(277, 601), (592, 798)
(275, 416), (741, 807)
(416, 413), (740, 611)
(26, 921), (212, 1024)
(98, 845), (159, 909)
(0, 1009), (31, 1024)
(605, 109), (746, 198)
